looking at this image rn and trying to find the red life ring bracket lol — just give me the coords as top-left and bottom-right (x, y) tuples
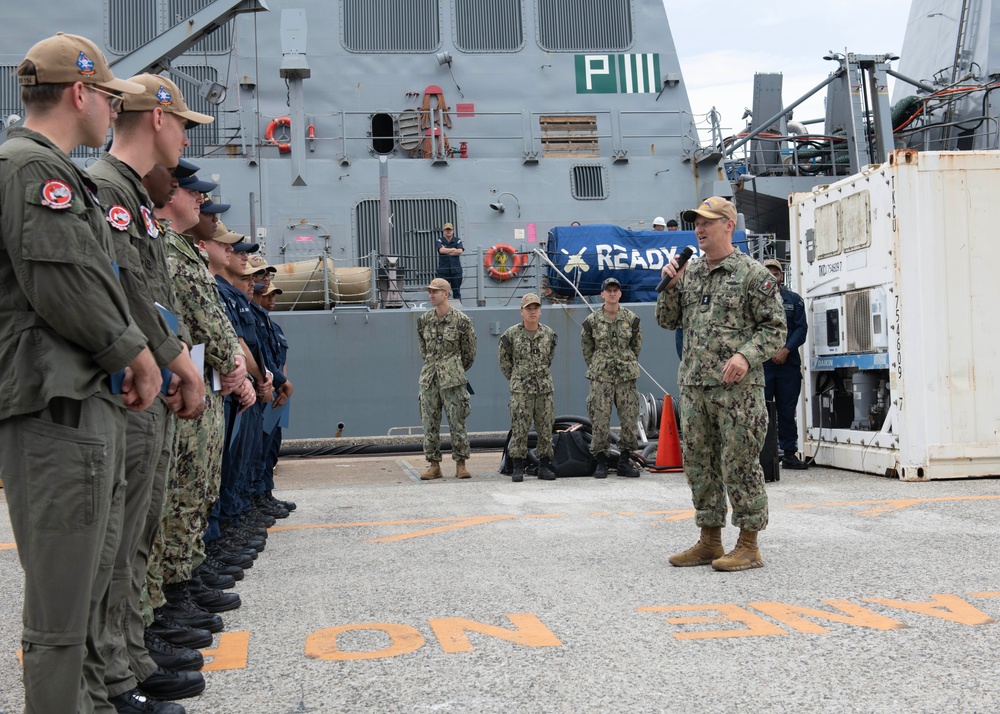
(484, 244), (522, 281)
(265, 116), (315, 154)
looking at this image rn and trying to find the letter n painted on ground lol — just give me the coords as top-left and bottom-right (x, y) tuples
(863, 594), (995, 625)
(428, 613), (563, 653)
(638, 604), (787, 640)
(305, 623), (425, 661)
(748, 600), (907, 634)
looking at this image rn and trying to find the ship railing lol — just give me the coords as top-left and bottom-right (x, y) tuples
(353, 247), (548, 309)
(293, 107), (693, 163)
(896, 115), (1000, 152)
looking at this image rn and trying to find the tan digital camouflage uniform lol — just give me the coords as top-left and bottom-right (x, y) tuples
(499, 323), (557, 459)
(418, 306), (477, 462)
(656, 250), (785, 530)
(581, 306), (642, 455)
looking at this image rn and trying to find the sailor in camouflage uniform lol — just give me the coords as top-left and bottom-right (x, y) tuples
(499, 293), (557, 481)
(417, 278), (477, 479)
(581, 277), (642, 478)
(149, 173), (248, 628)
(656, 197), (786, 572)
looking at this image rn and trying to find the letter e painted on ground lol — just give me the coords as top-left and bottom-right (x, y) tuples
(748, 600), (907, 634)
(638, 604), (787, 640)
(863, 594), (995, 626)
(428, 613), (563, 654)
(305, 623), (425, 661)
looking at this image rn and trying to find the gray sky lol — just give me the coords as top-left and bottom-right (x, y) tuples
(665, 0), (914, 138)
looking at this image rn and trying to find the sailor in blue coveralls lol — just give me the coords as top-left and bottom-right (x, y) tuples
(762, 259), (809, 469)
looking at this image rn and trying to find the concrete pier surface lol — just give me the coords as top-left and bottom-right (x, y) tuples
(2, 453), (999, 713)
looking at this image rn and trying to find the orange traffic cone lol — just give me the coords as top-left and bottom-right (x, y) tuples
(649, 394), (683, 472)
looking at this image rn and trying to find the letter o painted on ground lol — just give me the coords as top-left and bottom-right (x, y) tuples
(305, 623), (425, 661)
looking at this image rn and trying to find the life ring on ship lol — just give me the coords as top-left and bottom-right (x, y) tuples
(484, 244), (522, 281)
(265, 116), (294, 154)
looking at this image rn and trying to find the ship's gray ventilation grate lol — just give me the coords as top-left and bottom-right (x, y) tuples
(169, 0), (233, 54)
(107, 0), (158, 54)
(537, 0), (633, 51)
(107, 0), (231, 54)
(1, 65), (20, 120)
(356, 198), (459, 288)
(343, 0), (440, 53)
(455, 0), (523, 52)
(570, 165), (608, 200)
(845, 290), (873, 353)
(174, 66), (221, 156)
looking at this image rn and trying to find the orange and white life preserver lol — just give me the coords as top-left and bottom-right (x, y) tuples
(265, 117), (316, 153)
(265, 116), (292, 154)
(485, 244), (522, 281)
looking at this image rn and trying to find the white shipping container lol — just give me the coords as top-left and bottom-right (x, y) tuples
(789, 150), (1000, 480)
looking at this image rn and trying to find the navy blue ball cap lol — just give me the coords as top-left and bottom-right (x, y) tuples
(201, 197), (231, 214)
(233, 241), (260, 253)
(173, 158), (199, 179)
(177, 174), (218, 193)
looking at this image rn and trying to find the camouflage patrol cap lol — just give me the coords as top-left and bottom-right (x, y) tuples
(19, 32), (144, 94)
(120, 74), (213, 126)
(763, 258), (783, 273)
(520, 293), (541, 308)
(426, 278), (451, 292)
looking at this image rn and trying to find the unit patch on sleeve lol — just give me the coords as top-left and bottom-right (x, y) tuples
(40, 179), (73, 209)
(107, 205), (132, 231)
(141, 206), (160, 238)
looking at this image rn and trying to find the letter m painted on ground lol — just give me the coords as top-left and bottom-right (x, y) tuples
(576, 55), (617, 93)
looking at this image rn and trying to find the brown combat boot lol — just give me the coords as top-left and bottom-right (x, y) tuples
(712, 529), (764, 571)
(455, 461), (472, 479)
(668, 526), (724, 567)
(419, 462), (443, 480)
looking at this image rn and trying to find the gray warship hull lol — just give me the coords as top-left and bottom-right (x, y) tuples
(1, 0), (705, 438)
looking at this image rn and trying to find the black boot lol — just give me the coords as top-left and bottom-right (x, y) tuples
(537, 458), (557, 480)
(617, 451), (640, 478)
(109, 688), (185, 713)
(199, 555), (244, 581)
(158, 583), (224, 633)
(144, 630), (204, 672)
(267, 490), (297, 511)
(147, 609), (213, 649)
(138, 667), (205, 701)
(593, 453), (608, 479)
(193, 564), (235, 590)
(189, 576), (242, 613)
(511, 458), (525, 483)
(782, 451), (809, 469)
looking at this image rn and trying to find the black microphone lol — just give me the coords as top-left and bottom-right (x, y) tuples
(656, 246), (694, 293)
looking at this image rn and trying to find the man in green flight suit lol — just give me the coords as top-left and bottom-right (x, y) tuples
(417, 278), (477, 479)
(0, 32), (162, 714)
(89, 72), (212, 708)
